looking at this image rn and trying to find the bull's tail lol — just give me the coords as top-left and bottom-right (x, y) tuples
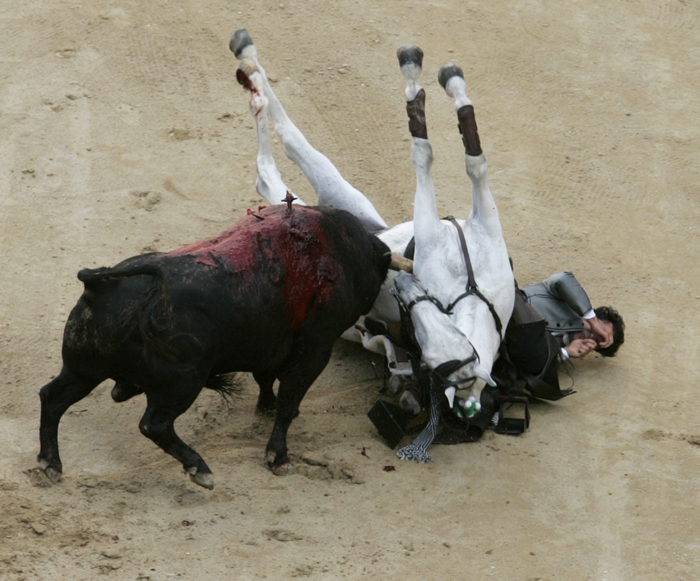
(204, 372), (243, 404)
(78, 263), (175, 358)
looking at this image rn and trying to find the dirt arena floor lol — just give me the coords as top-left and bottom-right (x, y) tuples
(1, 0), (699, 579)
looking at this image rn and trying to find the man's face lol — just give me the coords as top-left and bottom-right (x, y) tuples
(579, 319), (613, 347)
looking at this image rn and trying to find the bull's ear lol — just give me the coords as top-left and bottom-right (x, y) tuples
(474, 363), (496, 387)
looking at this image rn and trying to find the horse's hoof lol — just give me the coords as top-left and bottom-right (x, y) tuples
(188, 470), (215, 490)
(271, 462), (293, 476)
(397, 45), (424, 68)
(230, 28), (255, 59)
(438, 63), (464, 90)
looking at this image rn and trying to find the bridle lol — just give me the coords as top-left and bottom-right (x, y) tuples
(395, 216), (503, 336)
(393, 279), (481, 387)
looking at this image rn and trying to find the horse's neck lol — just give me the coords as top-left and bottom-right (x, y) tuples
(413, 224), (467, 302)
(452, 299), (501, 371)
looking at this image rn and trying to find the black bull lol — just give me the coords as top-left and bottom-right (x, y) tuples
(38, 205), (390, 488)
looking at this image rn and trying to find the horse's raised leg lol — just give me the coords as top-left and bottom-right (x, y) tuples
(397, 48), (497, 406)
(397, 45), (450, 282)
(438, 65), (502, 236)
(236, 59), (301, 207)
(437, 63), (514, 383)
(231, 28), (387, 232)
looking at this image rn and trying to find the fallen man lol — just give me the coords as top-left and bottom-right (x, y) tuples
(492, 271), (625, 401)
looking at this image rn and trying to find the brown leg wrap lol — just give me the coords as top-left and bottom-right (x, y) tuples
(457, 105), (482, 156)
(406, 89), (427, 139)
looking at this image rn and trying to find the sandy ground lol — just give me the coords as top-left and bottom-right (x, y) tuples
(1, 0), (699, 579)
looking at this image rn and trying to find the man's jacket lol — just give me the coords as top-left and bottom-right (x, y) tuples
(491, 271), (586, 400)
(521, 271), (593, 334)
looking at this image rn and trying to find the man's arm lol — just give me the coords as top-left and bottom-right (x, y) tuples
(542, 272), (613, 348)
(541, 271), (594, 318)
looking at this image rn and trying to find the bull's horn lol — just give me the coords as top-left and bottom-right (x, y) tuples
(388, 252), (413, 273)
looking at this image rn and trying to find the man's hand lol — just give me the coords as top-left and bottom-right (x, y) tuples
(565, 338), (597, 359)
(588, 316), (613, 348)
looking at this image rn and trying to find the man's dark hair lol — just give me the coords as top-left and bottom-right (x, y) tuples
(594, 306), (625, 357)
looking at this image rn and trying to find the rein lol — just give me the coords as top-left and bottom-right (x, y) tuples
(433, 354), (479, 388)
(445, 216), (503, 338)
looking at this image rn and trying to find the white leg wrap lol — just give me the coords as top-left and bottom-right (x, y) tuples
(400, 63), (423, 101)
(445, 76), (472, 111)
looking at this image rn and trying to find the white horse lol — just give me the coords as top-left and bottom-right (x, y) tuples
(230, 30), (514, 459)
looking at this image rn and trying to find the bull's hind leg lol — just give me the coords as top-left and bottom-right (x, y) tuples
(438, 64), (502, 236)
(231, 28), (387, 233)
(38, 367), (105, 482)
(253, 370), (277, 413)
(265, 343), (335, 475)
(139, 382), (214, 489)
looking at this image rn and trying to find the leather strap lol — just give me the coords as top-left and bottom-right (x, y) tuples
(445, 216), (503, 337)
(406, 89), (428, 139)
(457, 104), (482, 156)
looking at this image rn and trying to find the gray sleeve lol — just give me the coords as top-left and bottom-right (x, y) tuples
(541, 271), (593, 317)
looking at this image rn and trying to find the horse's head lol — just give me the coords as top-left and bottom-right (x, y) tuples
(392, 272), (495, 408)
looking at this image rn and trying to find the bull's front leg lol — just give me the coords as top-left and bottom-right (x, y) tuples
(230, 28), (387, 233)
(438, 65), (503, 238)
(265, 343), (334, 475)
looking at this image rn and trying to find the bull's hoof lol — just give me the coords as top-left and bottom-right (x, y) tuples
(397, 45), (424, 68)
(230, 28), (255, 59)
(255, 405), (276, 417)
(187, 468), (215, 490)
(438, 63), (464, 91)
(38, 460), (62, 484)
(44, 467), (62, 484)
(271, 462), (293, 476)
(266, 449), (293, 475)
